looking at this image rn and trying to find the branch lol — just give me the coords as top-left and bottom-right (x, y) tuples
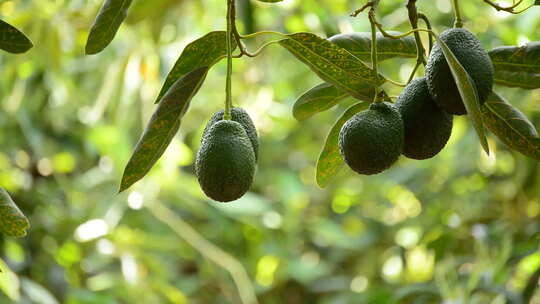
(147, 201), (259, 304)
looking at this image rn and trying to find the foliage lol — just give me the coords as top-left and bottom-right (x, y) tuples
(0, 0), (539, 303)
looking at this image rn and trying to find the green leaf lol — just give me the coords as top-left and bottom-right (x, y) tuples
(489, 42), (540, 89)
(279, 32), (385, 100)
(86, 0), (133, 55)
(0, 19), (33, 54)
(433, 34), (489, 154)
(482, 92), (540, 160)
(0, 188), (30, 238)
(120, 67), (209, 192)
(535, 0), (540, 5)
(293, 83), (350, 121)
(316, 102), (369, 188)
(156, 31), (236, 103)
(329, 31), (417, 62)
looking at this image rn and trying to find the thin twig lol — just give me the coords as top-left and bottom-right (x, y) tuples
(482, 0), (532, 14)
(147, 201), (259, 304)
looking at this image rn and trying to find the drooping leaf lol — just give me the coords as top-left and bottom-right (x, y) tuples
(279, 32), (385, 100)
(120, 67), (209, 192)
(329, 31), (417, 62)
(316, 102), (369, 188)
(433, 34), (489, 154)
(156, 31), (236, 103)
(293, 83), (350, 121)
(86, 0), (134, 55)
(482, 92), (540, 160)
(489, 42), (540, 89)
(0, 19), (33, 54)
(0, 188), (30, 238)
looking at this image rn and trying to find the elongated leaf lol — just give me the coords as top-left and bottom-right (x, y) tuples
(120, 67), (209, 192)
(86, 0), (133, 55)
(489, 42), (540, 89)
(316, 102), (369, 188)
(0, 188), (29, 237)
(329, 31), (417, 62)
(156, 31), (236, 103)
(0, 20), (32, 53)
(482, 92), (540, 160)
(434, 35), (489, 154)
(279, 32), (385, 99)
(293, 83), (350, 121)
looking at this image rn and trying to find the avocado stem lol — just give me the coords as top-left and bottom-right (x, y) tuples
(452, 0), (464, 28)
(224, 0), (234, 120)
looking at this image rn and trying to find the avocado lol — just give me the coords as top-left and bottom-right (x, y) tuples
(396, 78), (453, 160)
(196, 120), (256, 202)
(425, 28), (494, 115)
(339, 102), (404, 175)
(203, 107), (259, 160)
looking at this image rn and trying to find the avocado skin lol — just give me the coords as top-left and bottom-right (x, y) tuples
(203, 108), (259, 160)
(396, 78), (454, 160)
(196, 120), (256, 202)
(425, 28), (494, 115)
(339, 102), (404, 175)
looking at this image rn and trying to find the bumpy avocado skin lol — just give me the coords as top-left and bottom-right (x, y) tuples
(339, 102), (404, 175)
(425, 28), (494, 115)
(196, 120), (256, 202)
(396, 78), (454, 160)
(203, 108), (259, 160)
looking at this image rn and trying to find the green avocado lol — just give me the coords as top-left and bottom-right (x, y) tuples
(425, 28), (494, 115)
(196, 120), (256, 202)
(396, 77), (453, 160)
(203, 107), (259, 160)
(339, 102), (404, 175)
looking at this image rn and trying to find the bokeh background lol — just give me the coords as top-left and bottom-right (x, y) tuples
(0, 0), (540, 303)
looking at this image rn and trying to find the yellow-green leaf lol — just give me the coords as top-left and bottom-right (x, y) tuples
(433, 34), (489, 154)
(0, 188), (30, 238)
(316, 102), (369, 188)
(482, 92), (540, 160)
(329, 31), (417, 62)
(489, 42), (540, 89)
(156, 31), (237, 103)
(0, 19), (32, 54)
(279, 32), (385, 100)
(86, 0), (133, 55)
(293, 83), (350, 121)
(120, 67), (209, 192)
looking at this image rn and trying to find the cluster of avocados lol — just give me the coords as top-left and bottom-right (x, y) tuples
(195, 108), (259, 202)
(339, 28), (494, 175)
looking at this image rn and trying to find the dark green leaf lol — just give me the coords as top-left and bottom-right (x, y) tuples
(279, 32), (385, 99)
(293, 83), (350, 121)
(434, 34), (489, 154)
(86, 0), (133, 55)
(535, 0), (540, 5)
(120, 67), (209, 192)
(0, 188), (30, 237)
(482, 92), (540, 160)
(329, 31), (417, 62)
(0, 19), (33, 53)
(316, 102), (369, 188)
(156, 31), (236, 103)
(489, 42), (540, 89)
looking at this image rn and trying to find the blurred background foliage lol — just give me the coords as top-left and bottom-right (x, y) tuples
(0, 0), (539, 303)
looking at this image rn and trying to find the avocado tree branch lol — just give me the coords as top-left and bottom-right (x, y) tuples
(148, 201), (259, 304)
(407, 0), (427, 68)
(482, 0), (532, 14)
(417, 13), (433, 53)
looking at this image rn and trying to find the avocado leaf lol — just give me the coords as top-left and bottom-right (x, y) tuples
(120, 67), (209, 192)
(316, 102), (369, 188)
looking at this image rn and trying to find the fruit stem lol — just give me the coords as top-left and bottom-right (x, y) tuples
(452, 0), (463, 28)
(224, 0), (234, 120)
(368, 6), (383, 102)
(406, 0), (427, 67)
